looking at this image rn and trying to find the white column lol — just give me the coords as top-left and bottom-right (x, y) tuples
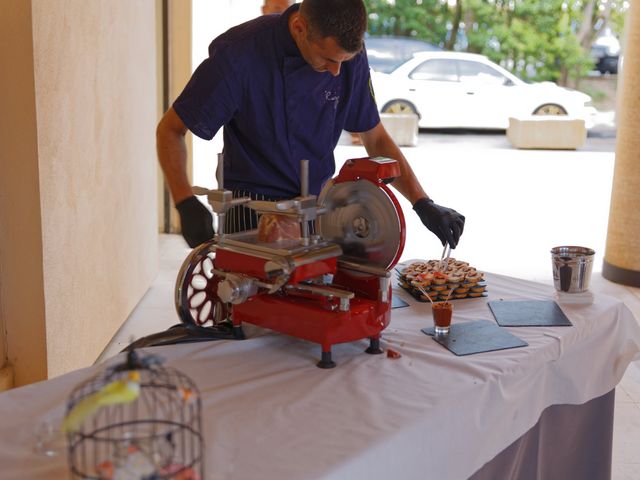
(603, 0), (640, 286)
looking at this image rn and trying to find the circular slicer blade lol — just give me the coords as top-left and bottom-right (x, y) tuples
(317, 179), (402, 270)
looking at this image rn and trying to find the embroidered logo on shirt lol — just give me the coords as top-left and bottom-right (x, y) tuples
(324, 90), (339, 110)
(368, 75), (377, 105)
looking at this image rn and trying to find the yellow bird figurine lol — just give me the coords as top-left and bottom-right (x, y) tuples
(62, 371), (141, 433)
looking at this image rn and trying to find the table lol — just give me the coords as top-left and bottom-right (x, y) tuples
(0, 272), (639, 479)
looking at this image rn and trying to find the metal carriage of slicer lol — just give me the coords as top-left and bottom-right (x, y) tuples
(127, 154), (407, 368)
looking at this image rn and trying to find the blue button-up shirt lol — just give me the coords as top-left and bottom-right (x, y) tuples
(173, 4), (380, 197)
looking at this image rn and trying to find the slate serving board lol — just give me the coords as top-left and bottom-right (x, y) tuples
(421, 320), (528, 356)
(391, 296), (410, 309)
(488, 300), (572, 327)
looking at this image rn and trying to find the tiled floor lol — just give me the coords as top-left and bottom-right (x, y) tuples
(614, 357), (640, 478)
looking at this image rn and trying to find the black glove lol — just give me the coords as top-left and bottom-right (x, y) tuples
(175, 196), (214, 248)
(413, 198), (465, 248)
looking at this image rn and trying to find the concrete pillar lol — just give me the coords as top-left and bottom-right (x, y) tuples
(0, 0), (48, 387)
(603, 1), (640, 287)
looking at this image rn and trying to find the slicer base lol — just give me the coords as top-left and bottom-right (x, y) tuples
(233, 325), (246, 339)
(365, 337), (383, 354)
(317, 351), (337, 369)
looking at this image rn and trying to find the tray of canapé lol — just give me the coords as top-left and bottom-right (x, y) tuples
(397, 258), (487, 302)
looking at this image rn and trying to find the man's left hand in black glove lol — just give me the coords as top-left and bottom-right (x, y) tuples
(175, 195), (214, 248)
(413, 198), (465, 248)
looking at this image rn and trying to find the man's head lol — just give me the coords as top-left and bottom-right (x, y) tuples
(262, 0), (294, 15)
(300, 0), (366, 53)
(290, 0), (367, 76)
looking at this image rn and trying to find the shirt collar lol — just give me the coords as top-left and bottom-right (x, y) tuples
(277, 3), (302, 58)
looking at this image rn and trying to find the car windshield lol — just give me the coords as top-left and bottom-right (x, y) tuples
(365, 36), (441, 73)
(408, 58), (510, 85)
(458, 60), (508, 85)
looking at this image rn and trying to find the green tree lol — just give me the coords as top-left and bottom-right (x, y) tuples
(364, 0), (628, 88)
(366, 0), (449, 47)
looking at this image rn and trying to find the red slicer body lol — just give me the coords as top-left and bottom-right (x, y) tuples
(176, 157), (406, 368)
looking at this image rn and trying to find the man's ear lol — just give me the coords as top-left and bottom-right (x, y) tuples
(289, 12), (307, 38)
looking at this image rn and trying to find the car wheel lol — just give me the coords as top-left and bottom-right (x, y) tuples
(382, 99), (419, 116)
(532, 104), (568, 116)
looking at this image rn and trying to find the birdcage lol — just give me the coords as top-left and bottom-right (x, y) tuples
(65, 350), (204, 479)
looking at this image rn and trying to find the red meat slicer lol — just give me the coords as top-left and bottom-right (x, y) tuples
(174, 157), (406, 368)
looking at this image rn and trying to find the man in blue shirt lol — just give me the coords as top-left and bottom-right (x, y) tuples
(157, 0), (465, 249)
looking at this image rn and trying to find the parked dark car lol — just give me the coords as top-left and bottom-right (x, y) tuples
(365, 35), (441, 73)
(590, 44), (619, 75)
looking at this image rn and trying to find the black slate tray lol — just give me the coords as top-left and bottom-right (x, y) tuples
(488, 300), (572, 327)
(422, 320), (528, 356)
(392, 296), (409, 309)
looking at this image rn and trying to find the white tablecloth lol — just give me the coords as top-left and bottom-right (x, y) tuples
(1, 272), (639, 480)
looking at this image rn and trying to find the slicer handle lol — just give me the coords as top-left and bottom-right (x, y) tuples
(285, 284), (354, 311)
(192, 186), (212, 196)
(248, 200), (295, 212)
(300, 160), (310, 242)
(300, 159), (309, 197)
(216, 152), (224, 189)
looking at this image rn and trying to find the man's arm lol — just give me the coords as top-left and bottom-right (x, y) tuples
(156, 107), (193, 204)
(157, 107), (214, 247)
(358, 122), (426, 204)
(358, 122), (465, 248)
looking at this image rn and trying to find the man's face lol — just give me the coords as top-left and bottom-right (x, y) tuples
(262, 0), (292, 15)
(298, 33), (357, 77)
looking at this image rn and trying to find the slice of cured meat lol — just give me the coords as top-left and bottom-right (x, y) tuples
(257, 214), (301, 243)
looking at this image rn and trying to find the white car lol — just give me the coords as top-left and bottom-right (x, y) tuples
(370, 51), (597, 129)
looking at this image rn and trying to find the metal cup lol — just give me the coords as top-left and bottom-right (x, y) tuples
(550, 246), (595, 293)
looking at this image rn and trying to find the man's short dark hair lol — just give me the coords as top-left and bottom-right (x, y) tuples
(300, 0), (367, 53)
